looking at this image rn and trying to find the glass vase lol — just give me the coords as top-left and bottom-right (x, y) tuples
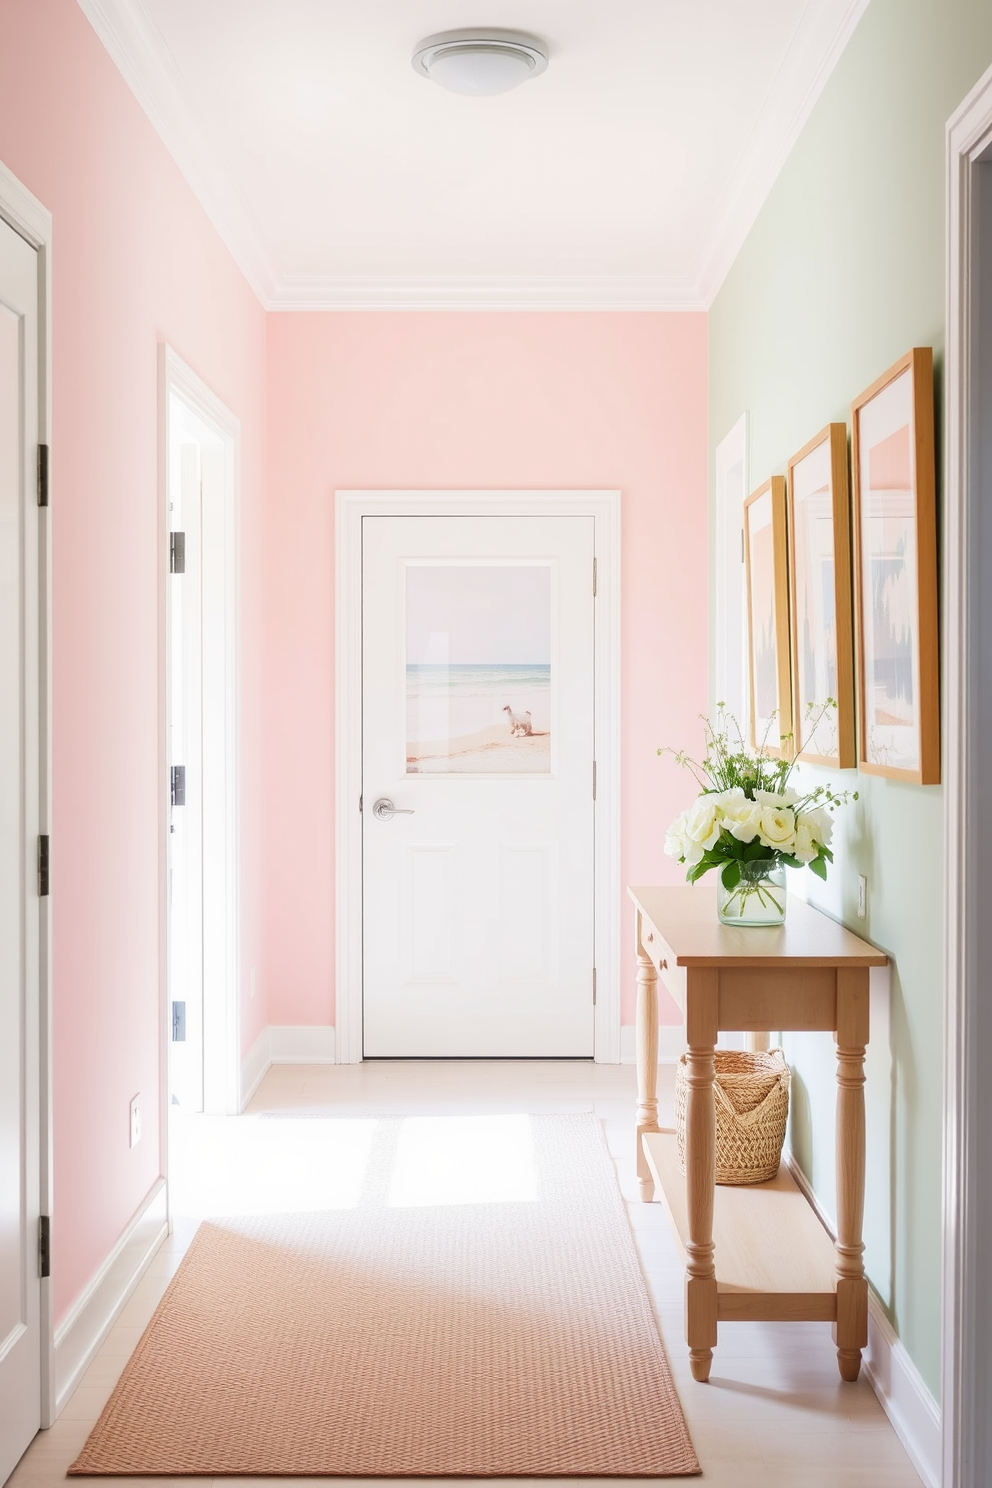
(716, 858), (787, 926)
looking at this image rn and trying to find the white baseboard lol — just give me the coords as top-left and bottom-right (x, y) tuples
(241, 1025), (338, 1109)
(619, 1024), (685, 1065)
(53, 1178), (168, 1416)
(241, 1025), (272, 1107)
(864, 1292), (941, 1488)
(270, 1024), (337, 1064)
(786, 1155), (940, 1488)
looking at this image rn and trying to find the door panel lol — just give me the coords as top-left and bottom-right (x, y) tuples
(362, 515), (594, 1057)
(0, 215), (42, 1480)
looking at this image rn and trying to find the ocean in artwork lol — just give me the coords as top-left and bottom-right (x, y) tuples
(406, 663), (551, 774)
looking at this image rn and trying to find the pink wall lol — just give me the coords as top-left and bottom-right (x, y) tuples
(0, 0), (268, 1324)
(264, 313), (709, 1030)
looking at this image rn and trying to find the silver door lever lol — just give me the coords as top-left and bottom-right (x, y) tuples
(372, 797), (415, 821)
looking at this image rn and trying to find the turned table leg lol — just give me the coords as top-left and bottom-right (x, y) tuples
(684, 969), (719, 1382)
(834, 968), (869, 1382)
(635, 917), (660, 1201)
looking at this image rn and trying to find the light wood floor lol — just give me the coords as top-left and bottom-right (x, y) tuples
(7, 1060), (924, 1487)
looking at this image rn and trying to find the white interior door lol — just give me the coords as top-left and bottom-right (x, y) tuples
(0, 214), (42, 1478)
(362, 515), (595, 1057)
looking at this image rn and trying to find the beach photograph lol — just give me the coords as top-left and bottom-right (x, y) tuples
(406, 564), (552, 774)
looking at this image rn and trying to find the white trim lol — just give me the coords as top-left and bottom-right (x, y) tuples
(943, 60), (992, 1488)
(269, 1025), (337, 1064)
(160, 346), (242, 1118)
(864, 1301), (942, 1488)
(0, 159), (55, 1430)
(787, 1157), (940, 1488)
(712, 413), (749, 726)
(240, 1026), (271, 1109)
(335, 490), (621, 1065)
(76, 0), (276, 304)
(272, 276), (704, 313)
(76, 0), (864, 313)
(695, 0), (870, 305)
(52, 1180), (167, 1416)
(619, 1024), (685, 1065)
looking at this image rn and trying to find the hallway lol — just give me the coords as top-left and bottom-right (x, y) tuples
(9, 1061), (922, 1487)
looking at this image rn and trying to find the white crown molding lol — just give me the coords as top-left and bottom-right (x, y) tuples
(76, 0), (278, 305)
(78, 0), (866, 313)
(694, 0), (871, 308)
(272, 275), (706, 312)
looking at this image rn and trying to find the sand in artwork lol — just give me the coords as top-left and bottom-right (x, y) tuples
(408, 720), (551, 774)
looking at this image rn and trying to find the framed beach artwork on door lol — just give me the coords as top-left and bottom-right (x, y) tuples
(405, 562), (553, 775)
(744, 476), (793, 759)
(786, 423), (856, 768)
(851, 347), (939, 783)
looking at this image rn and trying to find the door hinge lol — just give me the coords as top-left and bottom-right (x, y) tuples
(170, 765), (186, 808)
(172, 1000), (186, 1041)
(359, 793), (363, 814)
(170, 531), (186, 574)
(592, 967), (597, 1006)
(37, 444), (49, 508)
(593, 555), (598, 597)
(39, 1215), (51, 1279)
(592, 760), (597, 801)
(38, 834), (50, 897)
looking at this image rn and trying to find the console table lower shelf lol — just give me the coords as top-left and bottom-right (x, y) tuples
(643, 1131), (839, 1328)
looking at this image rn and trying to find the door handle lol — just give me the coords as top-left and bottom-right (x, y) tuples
(372, 797), (415, 821)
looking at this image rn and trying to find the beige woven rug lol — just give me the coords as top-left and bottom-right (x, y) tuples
(70, 1113), (698, 1477)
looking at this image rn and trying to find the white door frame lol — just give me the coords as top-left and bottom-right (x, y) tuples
(943, 62), (992, 1488)
(159, 346), (241, 1125)
(0, 160), (54, 1427)
(712, 413), (749, 727)
(335, 490), (621, 1065)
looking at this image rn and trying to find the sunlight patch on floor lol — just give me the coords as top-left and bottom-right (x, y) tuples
(387, 1113), (539, 1207)
(169, 1113), (378, 1214)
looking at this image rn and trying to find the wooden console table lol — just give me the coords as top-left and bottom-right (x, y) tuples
(629, 885), (887, 1384)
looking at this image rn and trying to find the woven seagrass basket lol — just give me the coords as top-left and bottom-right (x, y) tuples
(674, 1047), (791, 1185)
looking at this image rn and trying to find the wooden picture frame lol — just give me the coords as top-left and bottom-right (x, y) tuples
(744, 476), (793, 758)
(851, 347), (939, 783)
(786, 424), (856, 768)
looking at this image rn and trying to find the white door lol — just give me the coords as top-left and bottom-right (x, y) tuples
(0, 215), (42, 1478)
(362, 515), (595, 1057)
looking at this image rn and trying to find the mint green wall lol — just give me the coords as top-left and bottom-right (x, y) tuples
(710, 1), (992, 1401)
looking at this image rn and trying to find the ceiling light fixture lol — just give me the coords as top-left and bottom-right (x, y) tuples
(412, 29), (549, 97)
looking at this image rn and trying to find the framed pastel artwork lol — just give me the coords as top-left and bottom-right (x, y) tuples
(851, 347), (939, 783)
(786, 423), (856, 768)
(744, 476), (793, 758)
(405, 562), (552, 775)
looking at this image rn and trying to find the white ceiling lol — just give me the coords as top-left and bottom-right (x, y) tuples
(78, 0), (869, 309)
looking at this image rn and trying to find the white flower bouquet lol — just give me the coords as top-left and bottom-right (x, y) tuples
(659, 707), (857, 923)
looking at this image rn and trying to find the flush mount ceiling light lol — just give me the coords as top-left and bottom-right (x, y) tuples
(412, 29), (549, 97)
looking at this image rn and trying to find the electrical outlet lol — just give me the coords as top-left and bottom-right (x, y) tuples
(857, 875), (867, 919)
(129, 1094), (141, 1149)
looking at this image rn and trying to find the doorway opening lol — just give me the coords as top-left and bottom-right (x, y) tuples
(161, 347), (240, 1119)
